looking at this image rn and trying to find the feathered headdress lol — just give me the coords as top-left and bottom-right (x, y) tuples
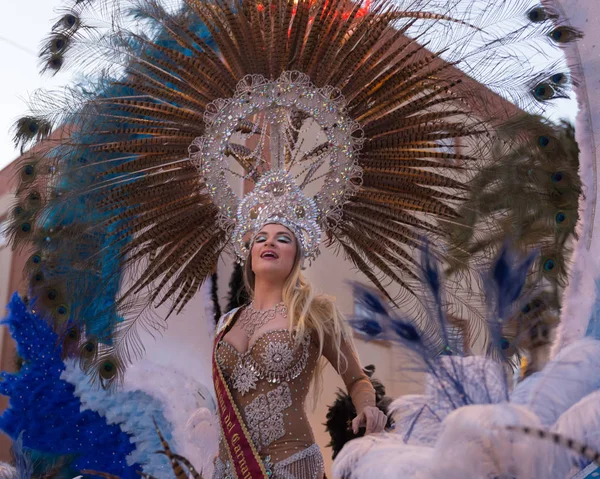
(8, 0), (580, 385)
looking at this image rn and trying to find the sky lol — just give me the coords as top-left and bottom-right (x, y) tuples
(0, 0), (71, 170)
(0, 0), (579, 171)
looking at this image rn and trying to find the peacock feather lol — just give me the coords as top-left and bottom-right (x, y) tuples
(446, 116), (581, 361)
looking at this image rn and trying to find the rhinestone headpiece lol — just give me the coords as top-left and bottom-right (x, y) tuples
(233, 170), (321, 259)
(189, 71), (363, 262)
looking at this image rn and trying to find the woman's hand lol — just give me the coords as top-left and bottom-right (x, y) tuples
(352, 405), (387, 435)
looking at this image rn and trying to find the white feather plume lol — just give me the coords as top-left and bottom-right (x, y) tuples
(185, 407), (220, 478)
(549, 389), (600, 477)
(0, 463), (17, 479)
(420, 404), (549, 479)
(511, 338), (600, 426)
(424, 356), (508, 413)
(334, 339), (600, 478)
(122, 360), (217, 475)
(388, 394), (441, 446)
(333, 404), (551, 479)
(332, 434), (433, 479)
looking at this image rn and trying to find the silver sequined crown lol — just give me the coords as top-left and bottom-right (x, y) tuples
(233, 170), (322, 260)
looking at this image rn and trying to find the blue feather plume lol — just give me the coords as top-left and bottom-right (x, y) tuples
(348, 242), (537, 413)
(0, 293), (141, 478)
(484, 242), (537, 359)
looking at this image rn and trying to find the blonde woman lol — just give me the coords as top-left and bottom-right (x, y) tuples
(213, 223), (387, 479)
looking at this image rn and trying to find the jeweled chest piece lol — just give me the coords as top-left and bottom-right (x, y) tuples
(239, 301), (288, 339)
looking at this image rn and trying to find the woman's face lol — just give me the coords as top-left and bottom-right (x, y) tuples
(250, 223), (298, 282)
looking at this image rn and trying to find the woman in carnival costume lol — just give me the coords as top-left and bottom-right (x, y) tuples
(4, 0), (585, 477)
(212, 201), (387, 478)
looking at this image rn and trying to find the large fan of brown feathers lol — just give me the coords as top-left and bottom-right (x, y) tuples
(8, 0), (581, 384)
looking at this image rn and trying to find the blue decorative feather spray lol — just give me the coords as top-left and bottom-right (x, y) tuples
(348, 242), (536, 419)
(0, 293), (141, 478)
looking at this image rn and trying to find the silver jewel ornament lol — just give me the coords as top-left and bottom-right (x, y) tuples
(231, 360), (258, 395)
(261, 341), (294, 374)
(239, 301), (288, 339)
(189, 71), (363, 262)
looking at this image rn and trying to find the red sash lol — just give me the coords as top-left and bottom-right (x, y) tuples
(213, 311), (269, 479)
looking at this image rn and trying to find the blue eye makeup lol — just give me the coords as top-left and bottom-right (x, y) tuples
(254, 232), (292, 244)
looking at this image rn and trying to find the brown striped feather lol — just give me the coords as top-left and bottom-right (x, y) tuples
(331, 232), (396, 304)
(362, 167), (468, 190)
(339, 224), (417, 297)
(358, 189), (458, 218)
(344, 198), (442, 233)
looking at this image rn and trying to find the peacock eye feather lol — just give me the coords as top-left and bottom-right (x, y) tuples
(12, 116), (52, 151)
(100, 359), (118, 380)
(550, 26), (583, 44)
(527, 7), (548, 23)
(56, 305), (68, 316)
(533, 83), (556, 101)
(551, 73), (567, 85)
(391, 321), (420, 342)
(20, 223), (31, 233)
(81, 341), (96, 360)
(544, 259), (556, 271)
(555, 212), (566, 224)
(49, 55), (64, 70)
(50, 36), (67, 53)
(538, 136), (550, 148)
(551, 172), (564, 182)
(64, 14), (76, 27)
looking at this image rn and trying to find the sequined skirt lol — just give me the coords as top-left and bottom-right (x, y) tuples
(213, 443), (325, 479)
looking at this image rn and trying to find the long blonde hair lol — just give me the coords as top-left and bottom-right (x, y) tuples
(243, 235), (349, 404)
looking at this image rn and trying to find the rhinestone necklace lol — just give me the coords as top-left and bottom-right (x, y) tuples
(239, 301), (288, 338)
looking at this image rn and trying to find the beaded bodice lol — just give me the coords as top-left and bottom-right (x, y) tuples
(212, 308), (375, 479)
(216, 327), (319, 456)
(217, 329), (311, 395)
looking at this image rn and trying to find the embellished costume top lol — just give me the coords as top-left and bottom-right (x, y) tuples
(213, 307), (376, 479)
